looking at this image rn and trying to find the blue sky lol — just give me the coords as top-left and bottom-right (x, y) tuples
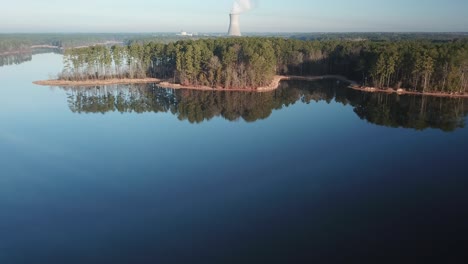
(0, 0), (467, 33)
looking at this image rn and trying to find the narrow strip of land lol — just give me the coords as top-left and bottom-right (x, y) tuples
(0, 50), (32, 56)
(348, 85), (468, 98)
(30, 45), (62, 49)
(33, 76), (468, 98)
(33, 76), (347, 92)
(33, 78), (162, 87)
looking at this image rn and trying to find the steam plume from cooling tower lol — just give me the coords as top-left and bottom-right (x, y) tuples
(228, 0), (257, 36)
(231, 0), (256, 14)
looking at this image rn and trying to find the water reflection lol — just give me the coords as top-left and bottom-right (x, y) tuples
(60, 80), (467, 131)
(0, 48), (62, 67)
(0, 53), (32, 67)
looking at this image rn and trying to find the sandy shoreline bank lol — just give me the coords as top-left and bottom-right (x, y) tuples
(33, 78), (163, 87)
(33, 76), (468, 98)
(33, 75), (346, 92)
(348, 85), (468, 98)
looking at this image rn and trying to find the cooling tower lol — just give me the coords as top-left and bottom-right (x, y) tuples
(228, 13), (241, 36)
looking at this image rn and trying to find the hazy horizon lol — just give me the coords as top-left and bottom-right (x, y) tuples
(1, 0), (467, 33)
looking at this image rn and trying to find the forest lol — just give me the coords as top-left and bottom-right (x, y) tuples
(59, 37), (468, 94)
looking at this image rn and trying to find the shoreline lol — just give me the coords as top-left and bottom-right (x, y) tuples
(33, 76), (468, 98)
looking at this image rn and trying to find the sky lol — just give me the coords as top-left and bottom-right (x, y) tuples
(0, 0), (467, 33)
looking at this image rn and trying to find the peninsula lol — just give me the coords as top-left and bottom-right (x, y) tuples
(33, 37), (467, 98)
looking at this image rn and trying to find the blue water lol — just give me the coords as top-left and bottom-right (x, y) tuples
(1, 53), (467, 263)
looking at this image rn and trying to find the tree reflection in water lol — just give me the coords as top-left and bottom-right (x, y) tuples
(0, 49), (62, 67)
(61, 79), (467, 131)
(0, 53), (32, 67)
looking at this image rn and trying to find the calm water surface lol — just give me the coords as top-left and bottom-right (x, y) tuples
(1, 53), (467, 263)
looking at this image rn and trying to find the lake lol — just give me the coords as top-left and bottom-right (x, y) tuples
(1, 53), (467, 263)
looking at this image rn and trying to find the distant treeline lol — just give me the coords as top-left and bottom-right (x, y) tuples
(2, 32), (467, 53)
(0, 33), (126, 53)
(289, 32), (468, 42)
(60, 37), (468, 93)
(0, 33), (208, 54)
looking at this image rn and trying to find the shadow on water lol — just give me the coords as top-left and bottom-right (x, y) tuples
(60, 79), (467, 131)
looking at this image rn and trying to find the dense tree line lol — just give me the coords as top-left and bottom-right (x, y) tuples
(59, 37), (468, 93)
(272, 38), (468, 94)
(60, 80), (467, 131)
(60, 38), (277, 88)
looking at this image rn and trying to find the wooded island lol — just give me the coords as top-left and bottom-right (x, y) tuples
(36, 37), (467, 95)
